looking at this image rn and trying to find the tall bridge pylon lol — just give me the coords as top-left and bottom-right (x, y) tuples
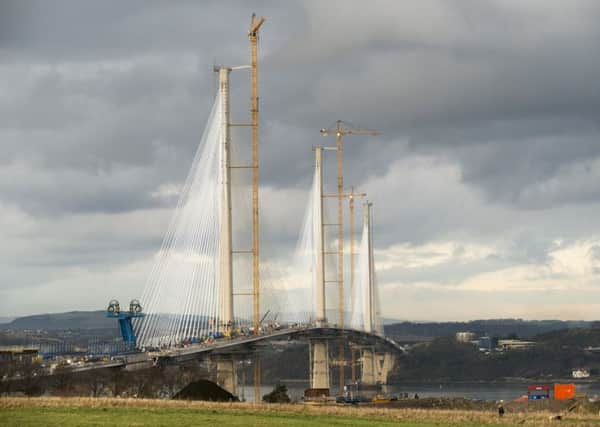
(130, 16), (385, 382)
(217, 66), (234, 334)
(101, 14), (396, 401)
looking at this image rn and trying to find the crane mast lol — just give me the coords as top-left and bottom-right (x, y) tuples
(320, 120), (381, 391)
(249, 13), (264, 337)
(249, 12), (265, 404)
(319, 120), (381, 328)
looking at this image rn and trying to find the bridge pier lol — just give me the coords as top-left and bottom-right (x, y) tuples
(375, 352), (395, 384)
(309, 339), (330, 390)
(350, 346), (357, 383)
(360, 347), (376, 385)
(215, 355), (237, 397)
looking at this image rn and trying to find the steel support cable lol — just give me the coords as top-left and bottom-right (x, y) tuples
(139, 105), (217, 346)
(166, 97), (221, 344)
(178, 186), (214, 341)
(194, 155), (221, 339)
(186, 211), (211, 341)
(186, 194), (218, 340)
(175, 162), (219, 342)
(142, 93), (217, 336)
(138, 93), (221, 346)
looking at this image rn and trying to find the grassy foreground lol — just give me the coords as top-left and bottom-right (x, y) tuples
(1, 397), (599, 427)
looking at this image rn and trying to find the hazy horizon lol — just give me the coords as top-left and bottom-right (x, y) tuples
(2, 309), (598, 326)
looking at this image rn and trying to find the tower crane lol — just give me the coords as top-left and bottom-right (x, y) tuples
(320, 120), (381, 390)
(249, 12), (265, 404)
(319, 120), (381, 329)
(248, 12), (264, 337)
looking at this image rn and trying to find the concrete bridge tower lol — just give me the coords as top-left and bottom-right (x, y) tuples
(363, 202), (374, 333)
(314, 147), (326, 326)
(216, 66), (234, 334)
(310, 147), (330, 390)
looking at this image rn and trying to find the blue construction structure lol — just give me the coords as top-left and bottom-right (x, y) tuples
(106, 299), (145, 347)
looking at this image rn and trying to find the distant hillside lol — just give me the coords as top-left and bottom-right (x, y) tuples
(2, 311), (115, 330)
(390, 326), (600, 382)
(536, 327), (600, 348)
(384, 319), (594, 340)
(382, 317), (403, 325)
(3, 312), (596, 336)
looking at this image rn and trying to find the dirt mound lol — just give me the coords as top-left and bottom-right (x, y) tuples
(173, 380), (238, 402)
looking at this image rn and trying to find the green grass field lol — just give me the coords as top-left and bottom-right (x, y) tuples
(1, 397), (598, 426)
(0, 406), (494, 427)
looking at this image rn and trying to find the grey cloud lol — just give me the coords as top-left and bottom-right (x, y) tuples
(2, 1), (600, 318)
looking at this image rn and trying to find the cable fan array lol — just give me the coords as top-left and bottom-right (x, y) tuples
(135, 93), (224, 347)
(279, 162), (325, 323)
(133, 88), (383, 348)
(349, 210), (384, 334)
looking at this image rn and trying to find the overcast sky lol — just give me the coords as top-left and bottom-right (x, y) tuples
(1, 0), (600, 321)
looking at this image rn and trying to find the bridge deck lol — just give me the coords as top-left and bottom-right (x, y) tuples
(38, 327), (404, 375)
(152, 327), (404, 364)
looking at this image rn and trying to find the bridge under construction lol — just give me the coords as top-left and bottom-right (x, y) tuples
(53, 14), (401, 401)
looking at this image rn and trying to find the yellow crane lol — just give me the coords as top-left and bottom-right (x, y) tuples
(248, 12), (264, 338)
(249, 12), (265, 404)
(319, 120), (381, 328)
(320, 120), (381, 391)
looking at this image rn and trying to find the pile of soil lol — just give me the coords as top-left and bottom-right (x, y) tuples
(173, 380), (238, 402)
(263, 384), (291, 403)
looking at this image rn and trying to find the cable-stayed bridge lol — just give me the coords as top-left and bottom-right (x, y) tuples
(115, 66), (401, 396)
(34, 15), (403, 400)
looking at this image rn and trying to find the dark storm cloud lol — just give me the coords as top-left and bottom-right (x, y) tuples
(6, 0), (597, 208)
(2, 0), (599, 218)
(2, 0), (600, 318)
(258, 0), (600, 208)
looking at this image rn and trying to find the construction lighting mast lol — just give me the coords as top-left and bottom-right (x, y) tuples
(320, 120), (380, 391)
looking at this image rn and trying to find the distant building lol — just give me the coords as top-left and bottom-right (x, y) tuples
(497, 339), (535, 351)
(455, 332), (476, 343)
(478, 336), (495, 351)
(572, 368), (590, 379)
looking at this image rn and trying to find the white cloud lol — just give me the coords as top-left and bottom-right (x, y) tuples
(376, 241), (495, 270)
(456, 239), (600, 292)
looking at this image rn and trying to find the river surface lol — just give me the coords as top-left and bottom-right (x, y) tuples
(240, 382), (600, 402)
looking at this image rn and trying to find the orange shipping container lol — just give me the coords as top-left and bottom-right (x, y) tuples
(554, 383), (576, 400)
